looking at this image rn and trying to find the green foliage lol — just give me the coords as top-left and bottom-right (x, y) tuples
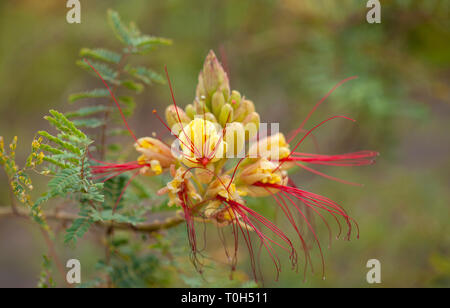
(36, 110), (104, 244)
(125, 65), (165, 85)
(107, 9), (172, 54)
(69, 89), (110, 103)
(29, 10), (172, 250)
(80, 48), (122, 64)
(67, 9), (172, 152)
(65, 204), (93, 244)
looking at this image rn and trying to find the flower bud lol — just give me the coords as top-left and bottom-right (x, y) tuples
(211, 91), (225, 117)
(229, 90), (241, 110)
(248, 133), (290, 161)
(135, 137), (175, 168)
(196, 50), (230, 105)
(238, 158), (288, 197)
(185, 104), (196, 119)
(219, 103), (234, 127)
(165, 105), (190, 128)
(194, 98), (210, 114)
(233, 99), (255, 122)
(243, 112), (260, 139)
(243, 99), (255, 114)
(204, 112), (217, 123)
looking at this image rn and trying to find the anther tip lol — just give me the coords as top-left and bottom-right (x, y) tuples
(152, 109), (157, 114)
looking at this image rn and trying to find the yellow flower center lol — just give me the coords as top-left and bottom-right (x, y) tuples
(256, 159), (283, 184)
(178, 118), (226, 166)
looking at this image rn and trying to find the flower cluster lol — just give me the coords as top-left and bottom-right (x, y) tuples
(91, 51), (378, 280)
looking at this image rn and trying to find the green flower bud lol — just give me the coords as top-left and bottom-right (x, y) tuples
(211, 91), (226, 117)
(205, 112), (217, 123)
(229, 90), (241, 110)
(243, 99), (255, 114)
(233, 99), (255, 122)
(243, 112), (260, 139)
(194, 99), (210, 114)
(185, 104), (196, 119)
(165, 105), (190, 128)
(196, 50), (230, 105)
(219, 103), (234, 127)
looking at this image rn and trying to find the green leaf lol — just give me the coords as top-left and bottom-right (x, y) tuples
(125, 65), (165, 85)
(107, 9), (133, 46)
(90, 209), (144, 225)
(65, 215), (93, 244)
(65, 106), (110, 119)
(80, 48), (122, 64)
(132, 35), (172, 48)
(103, 175), (129, 210)
(69, 89), (110, 103)
(72, 118), (105, 128)
(76, 60), (119, 84)
(118, 96), (136, 117)
(46, 110), (89, 141)
(121, 80), (144, 93)
(38, 131), (81, 155)
(47, 168), (82, 194)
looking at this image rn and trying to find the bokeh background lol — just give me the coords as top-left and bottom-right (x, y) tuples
(0, 0), (449, 287)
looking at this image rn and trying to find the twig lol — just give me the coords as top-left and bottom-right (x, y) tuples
(0, 207), (184, 233)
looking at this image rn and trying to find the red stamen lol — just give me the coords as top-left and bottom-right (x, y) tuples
(287, 151), (379, 166)
(287, 76), (358, 144)
(274, 115), (355, 172)
(294, 162), (363, 186)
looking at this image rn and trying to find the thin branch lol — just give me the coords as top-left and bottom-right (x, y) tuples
(0, 207), (184, 233)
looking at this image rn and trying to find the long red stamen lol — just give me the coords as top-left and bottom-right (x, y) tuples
(274, 115), (356, 172)
(287, 76), (358, 144)
(220, 197), (298, 273)
(152, 109), (199, 159)
(287, 151), (379, 166)
(293, 162), (363, 186)
(269, 191), (309, 276)
(256, 182), (359, 240)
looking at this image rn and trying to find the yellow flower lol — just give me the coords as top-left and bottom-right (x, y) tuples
(135, 137), (174, 172)
(158, 166), (201, 207)
(249, 133), (290, 161)
(138, 156), (163, 176)
(238, 158), (288, 197)
(206, 175), (243, 202)
(178, 118), (226, 167)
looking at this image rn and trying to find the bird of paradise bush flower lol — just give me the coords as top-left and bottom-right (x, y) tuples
(88, 50), (378, 281)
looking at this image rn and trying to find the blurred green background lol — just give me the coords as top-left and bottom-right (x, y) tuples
(0, 0), (449, 287)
